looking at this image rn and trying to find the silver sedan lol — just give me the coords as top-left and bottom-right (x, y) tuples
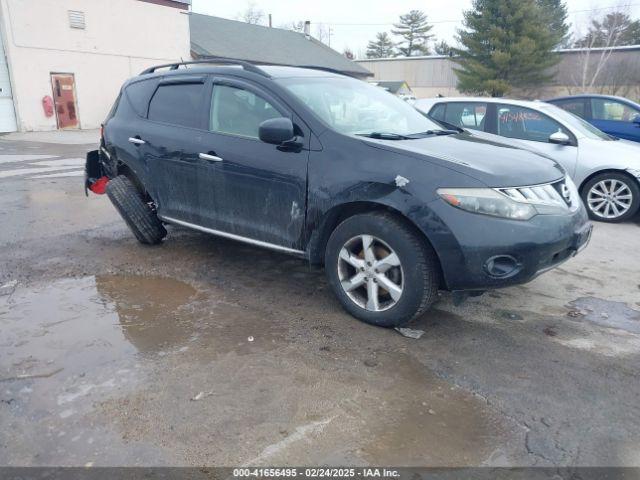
(414, 97), (640, 222)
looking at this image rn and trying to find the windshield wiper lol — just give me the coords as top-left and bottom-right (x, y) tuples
(355, 132), (413, 140)
(406, 129), (460, 138)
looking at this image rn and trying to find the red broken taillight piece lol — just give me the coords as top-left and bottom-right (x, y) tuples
(89, 176), (109, 195)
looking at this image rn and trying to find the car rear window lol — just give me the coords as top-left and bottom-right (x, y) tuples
(148, 83), (205, 129)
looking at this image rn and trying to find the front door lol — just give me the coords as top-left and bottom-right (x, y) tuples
(199, 78), (308, 250)
(51, 74), (79, 129)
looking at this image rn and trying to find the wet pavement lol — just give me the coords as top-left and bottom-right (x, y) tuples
(1, 134), (639, 467)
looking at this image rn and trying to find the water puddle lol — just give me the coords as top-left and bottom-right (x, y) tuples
(569, 297), (640, 334)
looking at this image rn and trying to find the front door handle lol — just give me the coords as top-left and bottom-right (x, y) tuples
(199, 152), (223, 162)
(128, 136), (146, 145)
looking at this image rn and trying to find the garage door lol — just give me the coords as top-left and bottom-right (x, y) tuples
(0, 34), (17, 133)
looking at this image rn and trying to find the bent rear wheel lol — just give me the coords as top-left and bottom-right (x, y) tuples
(106, 175), (167, 245)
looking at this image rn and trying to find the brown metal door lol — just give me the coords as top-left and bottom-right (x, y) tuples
(51, 73), (79, 129)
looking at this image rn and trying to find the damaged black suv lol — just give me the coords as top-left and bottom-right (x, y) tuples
(86, 58), (592, 327)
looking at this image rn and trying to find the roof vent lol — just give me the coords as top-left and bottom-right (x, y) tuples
(303, 20), (311, 39)
(68, 10), (85, 29)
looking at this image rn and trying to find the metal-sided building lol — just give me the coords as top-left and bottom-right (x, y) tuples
(357, 46), (640, 101)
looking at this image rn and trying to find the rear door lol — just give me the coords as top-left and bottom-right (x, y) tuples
(492, 104), (579, 177)
(589, 98), (640, 142)
(138, 76), (209, 223)
(198, 77), (309, 250)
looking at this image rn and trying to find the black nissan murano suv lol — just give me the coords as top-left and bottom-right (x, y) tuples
(86, 58), (592, 328)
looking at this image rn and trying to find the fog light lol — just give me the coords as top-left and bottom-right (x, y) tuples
(484, 255), (520, 278)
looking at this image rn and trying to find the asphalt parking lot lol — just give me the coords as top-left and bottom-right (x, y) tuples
(1, 132), (639, 467)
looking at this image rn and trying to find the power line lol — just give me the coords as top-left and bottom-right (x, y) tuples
(313, 3), (640, 27)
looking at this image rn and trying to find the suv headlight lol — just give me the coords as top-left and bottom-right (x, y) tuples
(438, 188), (537, 220)
(438, 177), (579, 221)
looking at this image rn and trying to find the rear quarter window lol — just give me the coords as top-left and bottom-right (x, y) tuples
(125, 79), (159, 118)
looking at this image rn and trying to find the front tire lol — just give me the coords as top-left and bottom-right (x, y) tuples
(581, 172), (640, 223)
(106, 175), (167, 245)
(325, 212), (439, 327)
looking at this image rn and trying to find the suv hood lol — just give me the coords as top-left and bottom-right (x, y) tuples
(363, 130), (565, 187)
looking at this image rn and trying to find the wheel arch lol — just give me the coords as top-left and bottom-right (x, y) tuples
(307, 201), (445, 286)
(578, 168), (640, 193)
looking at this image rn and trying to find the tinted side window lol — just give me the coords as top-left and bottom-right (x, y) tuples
(148, 83), (205, 129)
(125, 79), (158, 118)
(209, 85), (281, 138)
(429, 103), (446, 121)
(554, 99), (586, 119)
(591, 98), (640, 122)
(497, 105), (570, 143)
(443, 102), (487, 130)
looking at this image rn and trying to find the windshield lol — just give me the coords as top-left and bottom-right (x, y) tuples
(540, 104), (613, 141)
(277, 76), (442, 136)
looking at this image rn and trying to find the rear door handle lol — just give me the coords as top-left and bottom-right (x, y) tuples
(199, 152), (223, 162)
(128, 137), (145, 145)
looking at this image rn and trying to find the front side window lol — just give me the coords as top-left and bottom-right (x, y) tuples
(497, 104), (569, 143)
(442, 102), (487, 130)
(278, 76), (441, 136)
(209, 85), (281, 138)
(148, 83), (204, 129)
(554, 99), (586, 119)
(591, 98), (640, 122)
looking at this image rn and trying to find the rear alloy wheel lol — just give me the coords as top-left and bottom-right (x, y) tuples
(582, 172), (640, 223)
(325, 212), (439, 327)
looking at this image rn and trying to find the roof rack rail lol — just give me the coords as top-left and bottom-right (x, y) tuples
(296, 65), (355, 77)
(140, 57), (271, 77)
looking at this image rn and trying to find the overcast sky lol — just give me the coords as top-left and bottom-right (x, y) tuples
(190, 0), (640, 57)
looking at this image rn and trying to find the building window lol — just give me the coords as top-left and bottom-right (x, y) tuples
(68, 10), (85, 29)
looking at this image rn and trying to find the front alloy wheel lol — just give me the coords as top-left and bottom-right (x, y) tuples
(325, 212), (439, 327)
(337, 234), (404, 312)
(582, 172), (640, 223)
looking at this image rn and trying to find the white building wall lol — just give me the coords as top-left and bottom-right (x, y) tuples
(0, 0), (191, 131)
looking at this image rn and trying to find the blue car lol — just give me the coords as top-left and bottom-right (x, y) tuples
(547, 94), (640, 143)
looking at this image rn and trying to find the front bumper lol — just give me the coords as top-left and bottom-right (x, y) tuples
(425, 200), (592, 291)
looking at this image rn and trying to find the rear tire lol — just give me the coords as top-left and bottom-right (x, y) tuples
(581, 172), (640, 223)
(106, 175), (167, 245)
(324, 212), (439, 328)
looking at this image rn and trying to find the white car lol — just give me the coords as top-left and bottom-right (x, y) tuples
(414, 97), (640, 222)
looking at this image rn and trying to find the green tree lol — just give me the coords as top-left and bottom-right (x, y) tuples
(366, 32), (396, 58)
(453, 0), (560, 97)
(392, 10), (434, 56)
(537, 0), (570, 47)
(434, 40), (453, 56)
(575, 12), (640, 48)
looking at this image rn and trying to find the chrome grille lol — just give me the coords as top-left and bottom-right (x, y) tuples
(497, 178), (579, 211)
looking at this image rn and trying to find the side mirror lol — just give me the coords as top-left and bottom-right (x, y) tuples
(632, 115), (640, 126)
(259, 117), (295, 145)
(549, 130), (571, 145)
